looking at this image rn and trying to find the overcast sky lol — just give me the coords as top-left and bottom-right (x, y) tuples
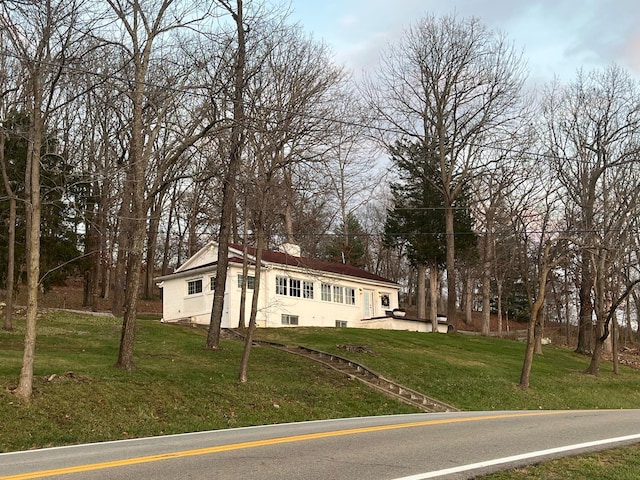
(281, 0), (640, 86)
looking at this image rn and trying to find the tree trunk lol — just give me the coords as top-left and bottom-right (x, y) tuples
(534, 307), (544, 355)
(83, 184), (99, 311)
(161, 184), (178, 276)
(114, 130), (146, 370)
(576, 255), (593, 354)
(238, 224), (265, 383)
(496, 279), (503, 338)
(464, 268), (473, 325)
(429, 261), (439, 332)
(114, 17), (152, 369)
(444, 202), (457, 327)
(237, 219), (250, 329)
(624, 295), (632, 345)
(207, 0), (246, 350)
(112, 190), (131, 316)
(612, 311), (619, 375)
(586, 327), (604, 376)
(519, 298), (544, 390)
(1, 132), (16, 331)
(144, 197), (163, 299)
(519, 260), (550, 390)
(481, 246), (492, 336)
(14, 84), (43, 400)
(416, 263), (426, 319)
(187, 182), (202, 258)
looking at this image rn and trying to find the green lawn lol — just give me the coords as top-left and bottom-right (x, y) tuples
(251, 326), (640, 411)
(1, 312), (639, 479)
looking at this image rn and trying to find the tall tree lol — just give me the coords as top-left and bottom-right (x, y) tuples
(542, 66), (640, 355)
(106, 0), (213, 370)
(319, 87), (384, 265)
(234, 21), (346, 378)
(365, 14), (526, 326)
(385, 140), (475, 329)
(1, 0), (88, 400)
(0, 46), (20, 331)
(385, 140), (447, 324)
(510, 171), (566, 390)
(207, 0), (247, 350)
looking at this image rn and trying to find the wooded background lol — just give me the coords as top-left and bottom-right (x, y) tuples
(2, 1), (640, 395)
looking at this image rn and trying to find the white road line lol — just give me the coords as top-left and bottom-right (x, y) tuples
(391, 433), (640, 480)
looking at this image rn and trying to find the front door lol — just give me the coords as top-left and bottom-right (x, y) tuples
(363, 289), (374, 319)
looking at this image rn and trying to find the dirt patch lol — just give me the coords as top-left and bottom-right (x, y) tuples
(337, 344), (378, 355)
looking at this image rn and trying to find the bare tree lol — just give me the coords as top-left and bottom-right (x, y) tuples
(364, 14), (527, 327)
(510, 171), (566, 390)
(1, 0), (89, 399)
(235, 23), (346, 379)
(207, 0), (247, 350)
(319, 87), (385, 262)
(0, 35), (20, 331)
(104, 0), (214, 370)
(472, 135), (534, 336)
(585, 164), (640, 375)
(0, 128), (17, 331)
(542, 66), (640, 356)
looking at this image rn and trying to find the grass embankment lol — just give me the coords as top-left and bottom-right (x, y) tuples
(0, 312), (416, 452)
(252, 327), (640, 411)
(1, 312), (639, 478)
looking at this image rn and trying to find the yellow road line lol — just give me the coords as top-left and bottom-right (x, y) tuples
(1, 411), (568, 480)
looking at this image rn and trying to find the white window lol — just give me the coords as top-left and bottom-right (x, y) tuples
(276, 276), (287, 295)
(336, 320), (347, 328)
(333, 285), (344, 303)
(346, 287), (356, 305)
(237, 274), (255, 290)
(290, 279), (301, 297)
(321, 283), (331, 301)
(281, 314), (299, 325)
(303, 281), (314, 299)
(187, 279), (203, 295)
(210, 276), (216, 292)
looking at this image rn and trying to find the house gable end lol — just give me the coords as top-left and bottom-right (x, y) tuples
(175, 242), (218, 273)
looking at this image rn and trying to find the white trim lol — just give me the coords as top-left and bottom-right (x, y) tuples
(390, 434), (640, 479)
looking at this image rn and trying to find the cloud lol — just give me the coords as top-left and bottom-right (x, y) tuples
(338, 15), (358, 28)
(287, 0), (640, 82)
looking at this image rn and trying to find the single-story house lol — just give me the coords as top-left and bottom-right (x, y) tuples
(155, 241), (408, 329)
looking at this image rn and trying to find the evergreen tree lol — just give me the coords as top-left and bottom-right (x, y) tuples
(0, 109), (82, 291)
(385, 140), (476, 312)
(324, 213), (367, 267)
(385, 140), (447, 268)
(386, 140), (475, 265)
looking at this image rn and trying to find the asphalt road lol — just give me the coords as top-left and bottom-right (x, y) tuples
(2, 410), (640, 480)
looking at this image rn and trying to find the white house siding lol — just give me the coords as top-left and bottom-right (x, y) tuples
(253, 264), (399, 328)
(157, 252), (400, 329)
(158, 267), (230, 326)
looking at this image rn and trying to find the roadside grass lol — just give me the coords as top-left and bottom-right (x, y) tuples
(481, 443), (640, 479)
(2, 312), (640, 480)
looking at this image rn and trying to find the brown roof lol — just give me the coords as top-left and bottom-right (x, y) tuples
(229, 244), (397, 285)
